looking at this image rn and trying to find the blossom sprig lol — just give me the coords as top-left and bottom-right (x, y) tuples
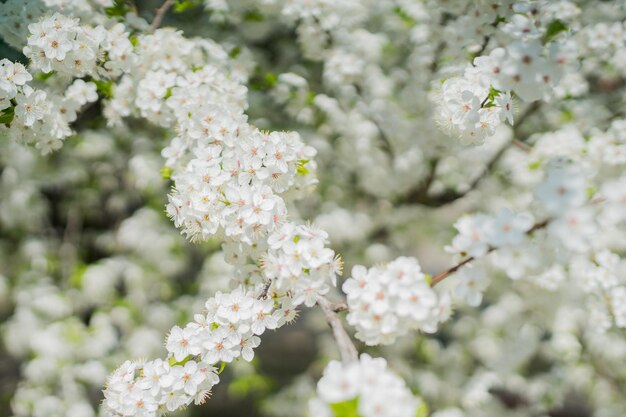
(103, 286), (296, 417)
(309, 354), (428, 417)
(342, 257), (450, 346)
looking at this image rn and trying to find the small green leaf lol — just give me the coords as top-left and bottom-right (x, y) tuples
(35, 71), (56, 81)
(544, 20), (568, 42)
(218, 362), (227, 374)
(393, 7), (416, 27)
(94, 79), (113, 98)
(229, 46), (241, 59)
(561, 108), (573, 123)
(329, 398), (359, 417)
(424, 274), (432, 285)
(296, 159), (310, 175)
(174, 0), (203, 13)
(168, 355), (192, 367)
(527, 160), (542, 170)
(69, 264), (87, 288)
(0, 106), (15, 126)
(160, 166), (173, 179)
(244, 10), (264, 22)
(164, 87), (173, 100)
(415, 401), (429, 417)
(293, 235), (300, 243)
(105, 0), (131, 18)
(264, 72), (277, 88)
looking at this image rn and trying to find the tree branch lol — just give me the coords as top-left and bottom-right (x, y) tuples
(317, 296), (358, 362)
(430, 218), (550, 286)
(149, 0), (176, 33)
(398, 101), (542, 207)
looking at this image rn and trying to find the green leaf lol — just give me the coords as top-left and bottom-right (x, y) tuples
(168, 355), (192, 367)
(94, 79), (113, 99)
(296, 159), (310, 175)
(228, 373), (273, 398)
(424, 274), (432, 285)
(229, 46), (241, 59)
(527, 160), (542, 170)
(243, 10), (264, 22)
(561, 108), (573, 123)
(415, 401), (429, 417)
(69, 264), (87, 288)
(0, 106), (15, 126)
(544, 20), (568, 42)
(264, 72), (277, 88)
(35, 71), (56, 81)
(160, 166), (173, 179)
(218, 362), (227, 374)
(329, 398), (359, 417)
(393, 7), (416, 27)
(174, 0), (203, 13)
(105, 0), (131, 18)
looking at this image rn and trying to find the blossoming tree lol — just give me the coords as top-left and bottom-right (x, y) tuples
(0, 1), (625, 417)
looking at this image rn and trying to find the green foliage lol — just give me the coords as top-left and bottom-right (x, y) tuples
(174, 0), (204, 13)
(330, 398), (359, 417)
(229, 46), (242, 59)
(424, 274), (432, 285)
(244, 10), (264, 22)
(105, 0), (131, 18)
(393, 7), (416, 27)
(160, 166), (173, 179)
(544, 20), (568, 42)
(69, 264), (87, 288)
(482, 86), (501, 108)
(168, 355), (193, 367)
(94, 79), (113, 99)
(296, 159), (310, 175)
(415, 401), (429, 417)
(228, 373), (272, 398)
(35, 71), (56, 81)
(0, 106), (15, 126)
(250, 72), (278, 91)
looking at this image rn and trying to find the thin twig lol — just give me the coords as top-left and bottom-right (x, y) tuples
(149, 0), (176, 33)
(399, 101), (542, 207)
(430, 218), (550, 286)
(317, 296), (358, 362)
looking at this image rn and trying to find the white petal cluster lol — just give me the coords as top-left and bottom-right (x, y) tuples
(436, 5), (577, 144)
(262, 223), (343, 307)
(24, 12), (134, 77)
(0, 59), (99, 153)
(310, 354), (425, 417)
(342, 257), (449, 345)
(0, 0), (47, 49)
(448, 208), (535, 259)
(104, 286), (293, 417)
(104, 358), (217, 417)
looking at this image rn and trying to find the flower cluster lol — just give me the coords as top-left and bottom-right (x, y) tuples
(0, 59), (99, 153)
(24, 12), (134, 77)
(436, 4), (577, 143)
(166, 126), (314, 244)
(343, 257), (450, 345)
(261, 223), (343, 307)
(309, 354), (426, 417)
(104, 358), (218, 417)
(103, 286), (294, 417)
(448, 208), (535, 259)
